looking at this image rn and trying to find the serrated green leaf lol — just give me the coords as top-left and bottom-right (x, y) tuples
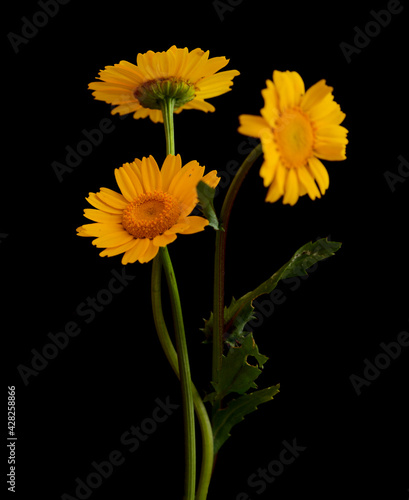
(200, 311), (214, 344)
(201, 298), (255, 346)
(196, 181), (221, 230)
(280, 238), (342, 279)
(222, 237), (341, 344)
(202, 238), (341, 345)
(206, 333), (268, 404)
(213, 384), (280, 455)
(223, 298), (255, 347)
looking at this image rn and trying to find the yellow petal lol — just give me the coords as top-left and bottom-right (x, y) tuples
(86, 192), (123, 214)
(261, 79), (279, 127)
(307, 157), (330, 194)
(172, 161), (204, 201)
(139, 241), (160, 263)
(297, 166), (321, 200)
(186, 50), (210, 82)
(314, 143), (347, 161)
(196, 70), (239, 98)
(88, 82), (135, 93)
(92, 230), (134, 248)
(181, 216), (209, 234)
(173, 46), (190, 76)
(273, 70), (304, 111)
(238, 115), (269, 138)
(164, 222), (190, 234)
(121, 238), (151, 264)
(157, 49), (177, 77)
(265, 176), (284, 203)
(77, 223), (123, 237)
(307, 93), (345, 126)
(104, 62), (144, 83)
(314, 105), (346, 127)
(300, 80), (333, 112)
(168, 160), (202, 198)
(152, 233), (178, 247)
(315, 125), (349, 142)
(115, 167), (139, 202)
(181, 99), (215, 113)
(274, 163), (287, 193)
(98, 188), (128, 210)
(83, 209), (122, 224)
(111, 103), (142, 116)
(121, 162), (144, 196)
(161, 154), (182, 192)
(99, 239), (139, 257)
(140, 156), (162, 192)
(132, 107), (162, 122)
(283, 169), (299, 205)
(202, 170), (220, 189)
(136, 51), (156, 80)
(260, 140), (280, 187)
(116, 60), (146, 80)
(200, 55), (230, 78)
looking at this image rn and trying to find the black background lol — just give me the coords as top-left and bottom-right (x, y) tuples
(4, 1), (408, 499)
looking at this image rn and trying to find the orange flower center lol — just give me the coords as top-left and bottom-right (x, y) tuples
(122, 190), (181, 239)
(274, 107), (315, 169)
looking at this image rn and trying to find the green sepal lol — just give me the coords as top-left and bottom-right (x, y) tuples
(205, 333), (268, 404)
(212, 384), (280, 455)
(196, 181), (221, 230)
(135, 78), (196, 110)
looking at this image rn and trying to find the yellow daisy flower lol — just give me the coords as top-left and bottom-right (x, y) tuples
(77, 155), (220, 264)
(238, 70), (348, 205)
(88, 45), (240, 123)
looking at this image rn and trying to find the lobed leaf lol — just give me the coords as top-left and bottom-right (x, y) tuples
(212, 384), (280, 455)
(206, 333), (268, 404)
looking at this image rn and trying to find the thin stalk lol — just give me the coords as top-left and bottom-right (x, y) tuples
(151, 257), (214, 500)
(212, 144), (263, 388)
(156, 98), (196, 499)
(160, 246), (196, 500)
(160, 97), (176, 155)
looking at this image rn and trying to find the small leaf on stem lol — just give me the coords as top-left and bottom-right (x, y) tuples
(196, 181), (221, 231)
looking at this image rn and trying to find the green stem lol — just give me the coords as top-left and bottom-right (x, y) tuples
(160, 97), (176, 155)
(157, 98), (197, 499)
(151, 257), (214, 500)
(212, 143), (264, 388)
(159, 246), (196, 500)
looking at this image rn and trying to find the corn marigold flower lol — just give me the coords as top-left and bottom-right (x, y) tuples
(77, 155), (220, 264)
(88, 45), (240, 123)
(238, 70), (348, 205)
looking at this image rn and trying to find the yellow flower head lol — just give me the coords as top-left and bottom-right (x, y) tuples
(239, 70), (348, 205)
(88, 46), (240, 123)
(77, 155), (220, 264)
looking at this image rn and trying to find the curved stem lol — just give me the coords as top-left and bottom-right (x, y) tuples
(212, 143), (263, 387)
(151, 256), (214, 500)
(159, 246), (196, 500)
